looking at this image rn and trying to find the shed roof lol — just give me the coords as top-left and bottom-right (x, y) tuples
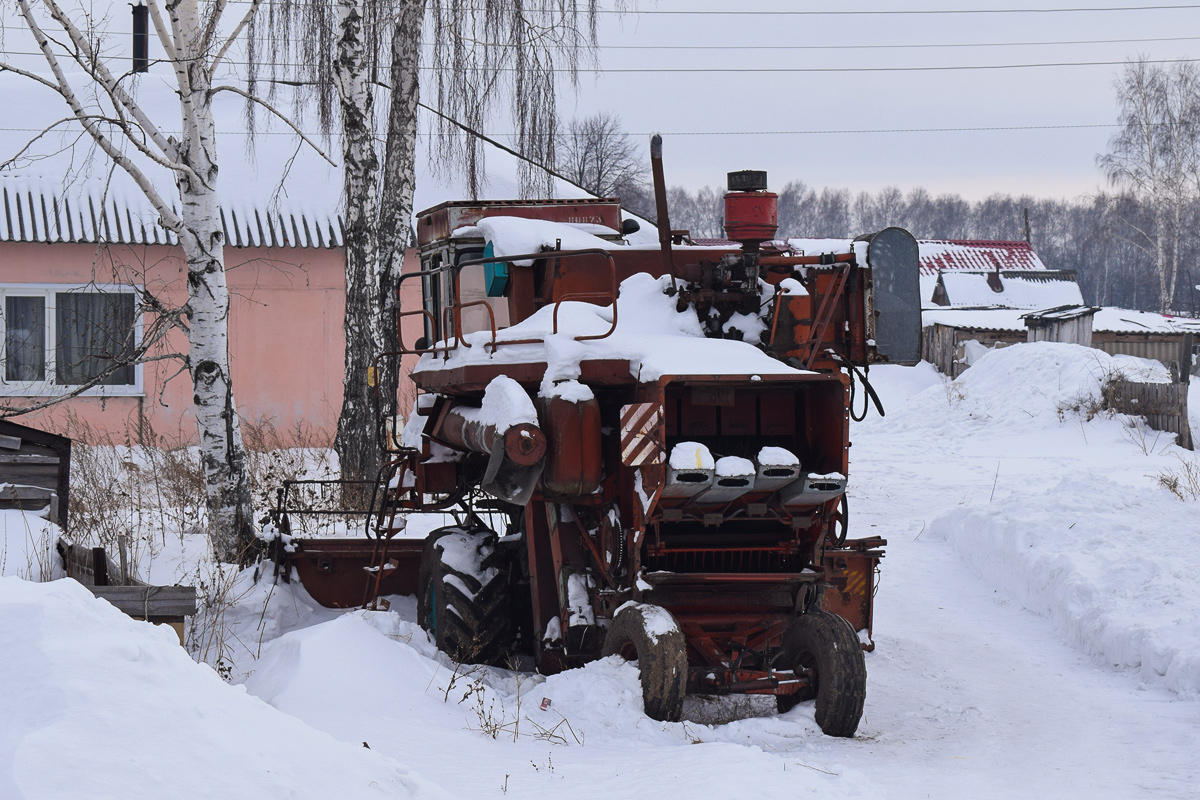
(1092, 307), (1200, 334)
(923, 308), (1028, 332)
(933, 269), (1083, 310)
(918, 239), (1045, 276)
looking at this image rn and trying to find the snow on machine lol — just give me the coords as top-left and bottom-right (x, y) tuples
(269, 137), (921, 737)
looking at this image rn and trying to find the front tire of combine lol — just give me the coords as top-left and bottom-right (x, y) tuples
(774, 610), (866, 738)
(602, 603), (688, 722)
(417, 526), (511, 666)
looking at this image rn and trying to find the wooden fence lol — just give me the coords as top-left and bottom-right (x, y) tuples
(1103, 379), (1193, 450)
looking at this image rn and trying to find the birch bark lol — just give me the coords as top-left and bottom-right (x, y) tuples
(375, 0), (426, 418)
(167, 0), (254, 562)
(332, 0), (385, 484)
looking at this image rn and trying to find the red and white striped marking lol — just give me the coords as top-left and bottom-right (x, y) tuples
(620, 403), (664, 466)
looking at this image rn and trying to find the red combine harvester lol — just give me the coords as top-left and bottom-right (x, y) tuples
(270, 137), (920, 736)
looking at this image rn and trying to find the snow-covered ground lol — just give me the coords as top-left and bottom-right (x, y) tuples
(3, 342), (1199, 799)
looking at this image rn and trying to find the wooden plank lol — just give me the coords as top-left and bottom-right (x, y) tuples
(0, 434), (20, 450)
(87, 585), (199, 618)
(0, 454), (59, 465)
(0, 484), (54, 500)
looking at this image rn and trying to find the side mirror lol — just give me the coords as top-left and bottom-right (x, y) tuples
(621, 218), (641, 236)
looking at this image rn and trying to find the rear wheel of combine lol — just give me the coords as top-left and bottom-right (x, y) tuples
(774, 610), (866, 738)
(602, 603), (688, 722)
(417, 526), (511, 666)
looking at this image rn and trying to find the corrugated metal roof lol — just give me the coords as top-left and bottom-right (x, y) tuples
(1093, 307), (1200, 334)
(918, 239), (1045, 276)
(0, 181), (342, 249)
(935, 269), (1083, 310)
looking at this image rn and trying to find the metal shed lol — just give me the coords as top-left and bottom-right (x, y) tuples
(1023, 305), (1101, 347)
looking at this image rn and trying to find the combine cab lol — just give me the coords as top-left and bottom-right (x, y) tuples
(271, 137), (920, 737)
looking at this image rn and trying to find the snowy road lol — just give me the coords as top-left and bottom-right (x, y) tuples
(238, 348), (1200, 800)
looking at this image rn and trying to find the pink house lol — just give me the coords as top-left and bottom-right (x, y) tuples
(1, 181), (350, 445)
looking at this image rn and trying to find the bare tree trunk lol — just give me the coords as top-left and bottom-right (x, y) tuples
(376, 0), (426, 420)
(333, 0), (384, 484)
(1155, 200), (1171, 313)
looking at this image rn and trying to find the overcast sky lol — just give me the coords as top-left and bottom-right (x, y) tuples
(558, 1), (1200, 201)
(4, 1), (1199, 208)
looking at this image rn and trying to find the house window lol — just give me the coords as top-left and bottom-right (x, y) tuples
(1, 286), (141, 395)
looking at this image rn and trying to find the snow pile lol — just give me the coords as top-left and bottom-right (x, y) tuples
(616, 601), (681, 643)
(433, 531), (498, 586)
(929, 472), (1200, 696)
(884, 342), (1168, 435)
(416, 272), (805, 383)
(758, 446), (800, 467)
(452, 217), (617, 265)
(539, 377), (594, 403)
(0, 510), (64, 582)
(715, 456), (755, 478)
(779, 277), (807, 296)
(453, 374), (538, 429)
(669, 441), (715, 471)
(0, 577), (452, 800)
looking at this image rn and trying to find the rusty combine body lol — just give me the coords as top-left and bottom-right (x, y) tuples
(272, 137), (920, 737)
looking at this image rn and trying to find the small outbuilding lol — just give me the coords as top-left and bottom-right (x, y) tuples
(0, 418), (70, 528)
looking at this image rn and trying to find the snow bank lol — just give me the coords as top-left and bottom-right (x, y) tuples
(929, 471), (1200, 696)
(882, 343), (1171, 436)
(415, 272), (806, 383)
(0, 577), (453, 800)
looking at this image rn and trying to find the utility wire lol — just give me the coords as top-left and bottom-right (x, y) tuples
(517, 3), (1200, 14)
(435, 34), (1200, 51)
(0, 122), (1129, 137)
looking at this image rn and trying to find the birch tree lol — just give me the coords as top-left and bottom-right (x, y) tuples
(1099, 58), (1200, 313)
(257, 0), (605, 485)
(1, 0), (330, 562)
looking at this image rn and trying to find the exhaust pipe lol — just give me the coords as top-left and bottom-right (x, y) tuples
(650, 134), (676, 282)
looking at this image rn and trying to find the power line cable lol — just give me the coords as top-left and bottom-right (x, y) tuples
(521, 3), (1200, 14)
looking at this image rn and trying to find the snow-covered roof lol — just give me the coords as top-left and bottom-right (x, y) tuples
(923, 308), (1028, 332)
(918, 239), (1046, 276)
(0, 179), (342, 248)
(933, 270), (1083, 310)
(1092, 307), (1200, 334)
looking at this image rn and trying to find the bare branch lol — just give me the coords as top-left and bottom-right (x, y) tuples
(199, 0), (229, 57)
(15, 0), (186, 233)
(0, 59), (63, 92)
(37, 0), (178, 161)
(211, 0), (264, 74)
(209, 85), (338, 166)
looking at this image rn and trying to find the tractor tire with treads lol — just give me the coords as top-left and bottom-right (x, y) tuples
(773, 609), (866, 737)
(602, 603), (688, 722)
(417, 526), (511, 666)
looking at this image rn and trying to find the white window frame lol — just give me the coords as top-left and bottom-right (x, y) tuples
(0, 283), (144, 398)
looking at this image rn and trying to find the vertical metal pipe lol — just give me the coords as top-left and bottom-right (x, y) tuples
(649, 134), (676, 283)
(132, 4), (149, 73)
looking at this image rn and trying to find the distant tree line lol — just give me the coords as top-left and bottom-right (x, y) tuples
(663, 183), (1197, 315)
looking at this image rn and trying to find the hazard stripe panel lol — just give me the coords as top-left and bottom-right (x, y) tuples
(619, 403), (664, 466)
